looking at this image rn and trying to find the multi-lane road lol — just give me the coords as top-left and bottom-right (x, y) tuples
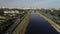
(2, 11), (60, 34)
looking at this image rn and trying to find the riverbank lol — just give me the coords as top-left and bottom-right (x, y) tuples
(12, 12), (30, 34)
(20, 12), (30, 34)
(37, 11), (60, 33)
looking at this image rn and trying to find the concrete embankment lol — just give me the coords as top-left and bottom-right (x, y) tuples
(12, 12), (30, 34)
(37, 11), (60, 33)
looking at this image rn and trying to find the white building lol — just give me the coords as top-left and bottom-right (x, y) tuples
(4, 10), (19, 14)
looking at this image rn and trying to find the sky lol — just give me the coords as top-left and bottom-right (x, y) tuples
(0, 0), (60, 8)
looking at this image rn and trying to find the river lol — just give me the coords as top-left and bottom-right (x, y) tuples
(25, 11), (59, 34)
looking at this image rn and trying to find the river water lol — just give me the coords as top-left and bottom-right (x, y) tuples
(25, 12), (59, 34)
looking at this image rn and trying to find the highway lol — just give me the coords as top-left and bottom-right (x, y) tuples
(25, 11), (59, 34)
(4, 18), (20, 34)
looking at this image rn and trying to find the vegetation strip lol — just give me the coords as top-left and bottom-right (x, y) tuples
(20, 14), (30, 34)
(12, 12), (30, 34)
(37, 11), (60, 33)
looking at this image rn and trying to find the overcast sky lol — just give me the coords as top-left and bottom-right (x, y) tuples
(0, 0), (60, 8)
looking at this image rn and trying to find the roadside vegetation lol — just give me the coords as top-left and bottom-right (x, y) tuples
(0, 8), (28, 34)
(39, 8), (60, 24)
